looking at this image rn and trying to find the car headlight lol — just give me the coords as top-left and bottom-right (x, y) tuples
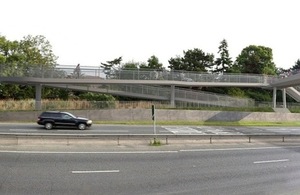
(87, 120), (92, 124)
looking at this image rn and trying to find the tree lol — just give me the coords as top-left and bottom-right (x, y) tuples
(0, 35), (58, 99)
(292, 59), (300, 69)
(235, 45), (276, 75)
(214, 39), (232, 73)
(168, 48), (214, 72)
(290, 59), (300, 74)
(0, 36), (8, 64)
(119, 60), (142, 80)
(100, 57), (122, 70)
(227, 45), (278, 103)
(0, 35), (58, 72)
(146, 55), (163, 70)
(207, 39), (233, 96)
(122, 60), (145, 69)
(100, 56), (122, 78)
(168, 55), (182, 70)
(0, 36), (22, 65)
(18, 35), (57, 67)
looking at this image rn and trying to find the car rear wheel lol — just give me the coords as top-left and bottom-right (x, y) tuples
(45, 122), (53, 130)
(78, 123), (86, 130)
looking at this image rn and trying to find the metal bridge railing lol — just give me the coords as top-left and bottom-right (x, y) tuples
(89, 84), (254, 107)
(97, 84), (171, 99)
(0, 64), (278, 84)
(174, 87), (254, 107)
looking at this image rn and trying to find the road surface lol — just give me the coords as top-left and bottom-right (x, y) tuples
(1, 144), (300, 194)
(2, 123), (300, 135)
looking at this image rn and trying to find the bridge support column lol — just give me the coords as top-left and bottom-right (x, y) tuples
(170, 85), (175, 107)
(35, 84), (42, 110)
(282, 88), (287, 108)
(273, 87), (277, 109)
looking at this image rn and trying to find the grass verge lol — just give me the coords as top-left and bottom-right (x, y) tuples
(149, 138), (161, 146)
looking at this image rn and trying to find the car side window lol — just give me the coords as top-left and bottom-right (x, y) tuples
(42, 113), (50, 117)
(62, 114), (72, 119)
(53, 113), (61, 118)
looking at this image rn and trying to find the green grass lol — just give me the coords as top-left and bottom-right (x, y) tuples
(149, 138), (161, 146)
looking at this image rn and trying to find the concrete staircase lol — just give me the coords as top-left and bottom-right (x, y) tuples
(286, 87), (300, 102)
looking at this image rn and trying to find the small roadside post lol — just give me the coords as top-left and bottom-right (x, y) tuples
(152, 104), (156, 136)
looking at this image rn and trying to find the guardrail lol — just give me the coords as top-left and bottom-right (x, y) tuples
(1, 133), (300, 146)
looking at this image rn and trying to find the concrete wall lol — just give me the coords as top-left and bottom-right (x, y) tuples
(1, 109), (300, 122)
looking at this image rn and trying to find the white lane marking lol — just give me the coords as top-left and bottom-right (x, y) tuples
(180, 146), (300, 152)
(162, 126), (202, 134)
(287, 129), (300, 131)
(0, 150), (178, 154)
(72, 170), (119, 174)
(159, 130), (170, 133)
(254, 159), (289, 164)
(2, 146), (300, 154)
(8, 129), (129, 132)
(56, 130), (129, 133)
(265, 130), (291, 132)
(9, 129), (37, 131)
(96, 130), (129, 132)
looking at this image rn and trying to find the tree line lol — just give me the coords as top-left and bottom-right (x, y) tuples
(1, 34), (300, 103)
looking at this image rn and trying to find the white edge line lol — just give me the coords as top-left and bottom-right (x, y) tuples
(254, 159), (289, 164)
(92, 130), (129, 132)
(2, 146), (300, 154)
(180, 146), (300, 152)
(72, 170), (120, 174)
(9, 129), (37, 131)
(0, 150), (178, 154)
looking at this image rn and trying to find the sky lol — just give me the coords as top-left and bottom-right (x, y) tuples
(1, 0), (299, 69)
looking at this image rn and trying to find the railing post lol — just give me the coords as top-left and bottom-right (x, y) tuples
(273, 87), (277, 109)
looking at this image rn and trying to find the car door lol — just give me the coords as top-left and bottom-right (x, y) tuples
(60, 113), (77, 126)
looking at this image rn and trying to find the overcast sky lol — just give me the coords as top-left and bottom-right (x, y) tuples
(1, 0), (299, 69)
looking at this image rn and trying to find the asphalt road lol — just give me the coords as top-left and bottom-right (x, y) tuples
(1, 123), (300, 135)
(1, 144), (300, 194)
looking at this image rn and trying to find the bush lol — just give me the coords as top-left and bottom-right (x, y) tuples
(149, 138), (161, 146)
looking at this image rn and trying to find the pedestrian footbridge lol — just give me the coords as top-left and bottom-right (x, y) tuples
(1, 65), (300, 110)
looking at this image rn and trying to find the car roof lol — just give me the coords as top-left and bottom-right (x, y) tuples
(40, 111), (78, 117)
(40, 111), (60, 114)
(42, 111), (73, 113)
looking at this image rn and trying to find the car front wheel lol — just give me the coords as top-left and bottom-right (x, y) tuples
(78, 123), (86, 130)
(45, 122), (53, 130)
